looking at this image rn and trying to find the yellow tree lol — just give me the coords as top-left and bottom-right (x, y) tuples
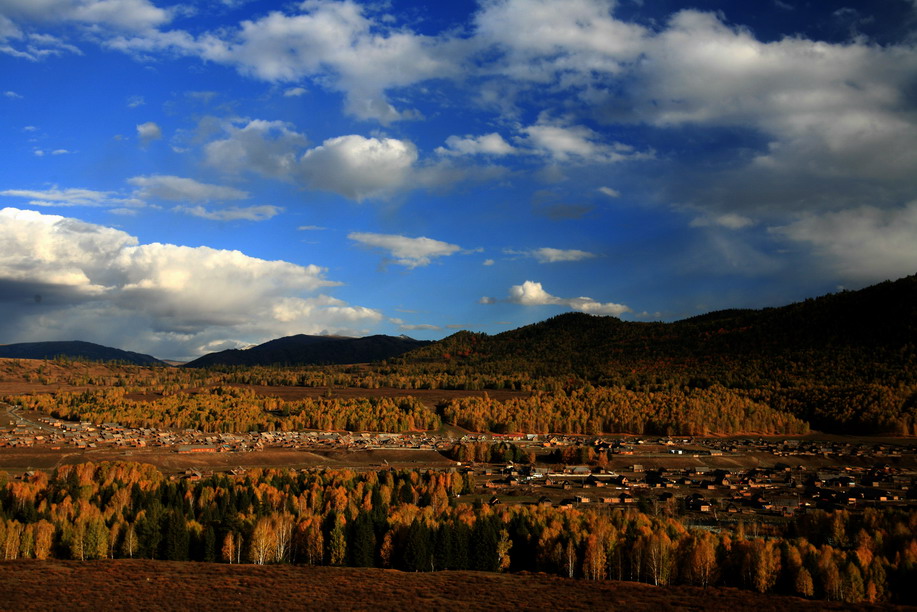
(685, 532), (717, 588)
(250, 517), (275, 565)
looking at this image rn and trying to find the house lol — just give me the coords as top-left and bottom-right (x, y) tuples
(686, 494), (712, 512)
(176, 444), (217, 454)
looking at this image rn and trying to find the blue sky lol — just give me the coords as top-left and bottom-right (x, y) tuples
(1, 0), (916, 361)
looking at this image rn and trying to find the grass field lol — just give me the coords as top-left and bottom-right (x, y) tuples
(0, 559), (884, 611)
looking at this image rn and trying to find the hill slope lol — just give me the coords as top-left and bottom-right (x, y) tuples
(0, 340), (166, 366)
(185, 334), (431, 368)
(0, 559), (851, 611)
(404, 274), (917, 380)
(397, 275), (917, 433)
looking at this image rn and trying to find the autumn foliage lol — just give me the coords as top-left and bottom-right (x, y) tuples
(0, 462), (915, 604)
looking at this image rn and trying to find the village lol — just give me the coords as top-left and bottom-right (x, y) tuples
(2, 402), (915, 525)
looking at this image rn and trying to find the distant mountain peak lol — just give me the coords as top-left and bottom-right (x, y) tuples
(185, 333), (431, 368)
(0, 340), (166, 366)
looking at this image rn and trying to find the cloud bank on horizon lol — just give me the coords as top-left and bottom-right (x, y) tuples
(1, 0), (916, 359)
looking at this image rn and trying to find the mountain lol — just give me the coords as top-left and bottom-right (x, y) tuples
(395, 275), (917, 433)
(401, 274), (917, 384)
(184, 334), (431, 368)
(0, 341), (166, 366)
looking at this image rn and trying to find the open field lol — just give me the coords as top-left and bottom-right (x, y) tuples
(0, 445), (457, 474)
(0, 559), (889, 611)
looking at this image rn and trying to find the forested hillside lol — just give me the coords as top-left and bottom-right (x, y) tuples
(390, 275), (917, 434)
(185, 334), (430, 368)
(2, 276), (916, 435)
(0, 341), (165, 366)
(403, 275), (917, 386)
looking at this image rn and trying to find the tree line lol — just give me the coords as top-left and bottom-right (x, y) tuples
(0, 462), (915, 604)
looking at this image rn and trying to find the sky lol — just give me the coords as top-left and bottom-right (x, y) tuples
(1, 0), (917, 361)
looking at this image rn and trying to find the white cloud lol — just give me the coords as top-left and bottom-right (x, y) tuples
(398, 323), (441, 331)
(0, 0), (172, 31)
(3, 90), (22, 98)
(300, 135), (418, 201)
(205, 118), (306, 178)
(597, 186), (620, 198)
(348, 232), (462, 268)
(473, 0), (647, 83)
(522, 118), (652, 163)
(436, 133), (516, 156)
(0, 207), (381, 359)
(530, 247), (597, 263)
(128, 175), (249, 203)
(488, 280), (630, 316)
(203, 121), (469, 202)
(283, 86), (307, 97)
(1, 30), (81, 60)
(126, 94), (144, 107)
(690, 213), (755, 230)
(771, 202), (917, 282)
(136, 121), (161, 144)
(631, 10), (917, 189)
(109, 1), (454, 123)
(0, 207), (135, 291)
(0, 186), (123, 207)
(176, 204), (282, 221)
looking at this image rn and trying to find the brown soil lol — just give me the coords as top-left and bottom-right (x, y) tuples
(0, 559), (883, 611)
(0, 446), (457, 475)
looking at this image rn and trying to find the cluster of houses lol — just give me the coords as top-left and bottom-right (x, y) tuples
(3, 409), (915, 521)
(478, 460), (915, 517)
(0, 415), (457, 454)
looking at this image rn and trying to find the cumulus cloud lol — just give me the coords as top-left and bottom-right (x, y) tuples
(771, 202), (917, 282)
(436, 133), (516, 156)
(472, 0), (647, 83)
(486, 280), (630, 316)
(0, 207), (381, 359)
(202, 121), (468, 202)
(627, 10), (917, 204)
(136, 121), (161, 145)
(108, 0), (453, 123)
(204, 118), (307, 178)
(522, 118), (652, 163)
(300, 135), (418, 201)
(128, 175), (249, 203)
(348, 232), (462, 268)
(0, 0), (172, 31)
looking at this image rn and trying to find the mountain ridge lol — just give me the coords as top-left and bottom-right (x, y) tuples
(184, 333), (431, 368)
(0, 340), (166, 366)
(399, 274), (917, 383)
